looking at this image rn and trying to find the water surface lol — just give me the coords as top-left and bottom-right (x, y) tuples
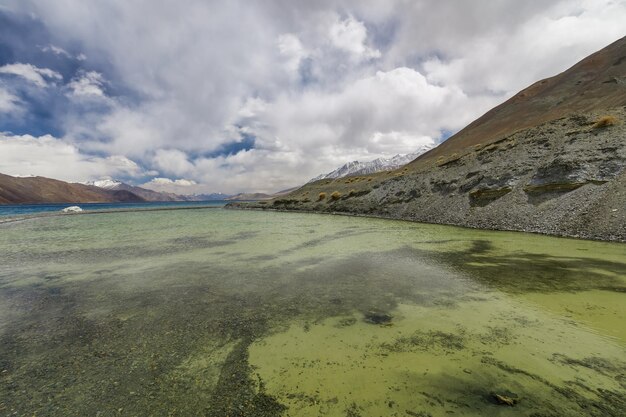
(0, 209), (624, 416)
(0, 200), (226, 217)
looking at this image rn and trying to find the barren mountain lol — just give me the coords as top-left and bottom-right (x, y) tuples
(229, 37), (626, 242)
(0, 173), (145, 204)
(411, 36), (626, 166)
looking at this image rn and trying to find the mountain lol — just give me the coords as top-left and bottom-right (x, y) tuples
(229, 37), (626, 242)
(0, 173), (145, 204)
(410, 36), (626, 166)
(309, 150), (432, 183)
(83, 179), (123, 189)
(83, 179), (188, 202)
(225, 193), (274, 201)
(0, 173), (236, 205)
(225, 187), (300, 201)
(187, 193), (233, 201)
(85, 180), (234, 201)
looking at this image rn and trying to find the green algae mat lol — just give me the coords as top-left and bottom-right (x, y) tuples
(0, 209), (624, 416)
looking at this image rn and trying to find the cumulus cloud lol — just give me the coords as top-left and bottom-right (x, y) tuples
(328, 15), (380, 60)
(66, 71), (106, 97)
(141, 177), (200, 194)
(147, 178), (197, 186)
(0, 63), (62, 87)
(257, 67), (490, 161)
(1, 0), (625, 193)
(0, 133), (147, 182)
(152, 149), (195, 177)
(278, 34), (307, 78)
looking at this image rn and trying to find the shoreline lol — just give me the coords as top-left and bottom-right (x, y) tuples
(224, 203), (626, 244)
(2, 201), (624, 244)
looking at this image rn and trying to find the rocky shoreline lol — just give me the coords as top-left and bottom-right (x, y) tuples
(227, 109), (626, 243)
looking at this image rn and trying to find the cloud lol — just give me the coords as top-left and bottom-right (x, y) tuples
(40, 44), (71, 58)
(0, 133), (147, 182)
(259, 67), (489, 157)
(141, 177), (200, 194)
(147, 178), (197, 186)
(278, 34), (307, 78)
(370, 131), (436, 155)
(0, 63), (62, 87)
(66, 71), (106, 97)
(152, 149), (195, 177)
(0, 87), (21, 113)
(328, 15), (380, 60)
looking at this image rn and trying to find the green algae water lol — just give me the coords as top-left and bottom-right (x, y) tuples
(0, 209), (625, 416)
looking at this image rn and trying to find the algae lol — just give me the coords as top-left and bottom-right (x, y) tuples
(0, 209), (624, 416)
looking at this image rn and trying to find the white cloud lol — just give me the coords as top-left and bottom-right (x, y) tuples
(262, 67), (487, 156)
(0, 88), (21, 113)
(141, 177), (200, 194)
(66, 71), (106, 97)
(40, 44), (72, 58)
(328, 15), (380, 60)
(278, 33), (307, 78)
(145, 177), (197, 186)
(369, 131), (435, 156)
(0, 133), (146, 182)
(0, 63), (62, 87)
(152, 149), (195, 177)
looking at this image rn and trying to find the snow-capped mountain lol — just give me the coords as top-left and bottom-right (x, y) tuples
(82, 179), (123, 189)
(309, 145), (434, 183)
(82, 178), (232, 202)
(188, 193), (233, 201)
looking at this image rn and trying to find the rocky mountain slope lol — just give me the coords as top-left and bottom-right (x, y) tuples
(229, 37), (626, 242)
(412, 36), (626, 166)
(225, 192), (274, 201)
(310, 148), (433, 183)
(0, 173), (145, 204)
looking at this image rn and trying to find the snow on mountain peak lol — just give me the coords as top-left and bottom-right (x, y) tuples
(309, 144), (434, 183)
(83, 179), (123, 189)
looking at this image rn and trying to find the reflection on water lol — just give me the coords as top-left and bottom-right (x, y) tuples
(0, 209), (625, 416)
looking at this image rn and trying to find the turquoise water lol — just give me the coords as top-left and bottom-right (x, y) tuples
(0, 208), (624, 416)
(0, 200), (226, 217)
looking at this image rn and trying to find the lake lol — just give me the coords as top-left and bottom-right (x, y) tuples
(0, 201), (227, 217)
(0, 208), (624, 416)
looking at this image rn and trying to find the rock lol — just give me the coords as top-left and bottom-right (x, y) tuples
(491, 392), (519, 406)
(61, 206), (83, 213)
(363, 309), (393, 325)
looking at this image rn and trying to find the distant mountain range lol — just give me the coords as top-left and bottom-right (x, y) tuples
(225, 193), (273, 201)
(82, 179), (186, 202)
(0, 173), (284, 205)
(309, 146), (434, 183)
(0, 173), (144, 205)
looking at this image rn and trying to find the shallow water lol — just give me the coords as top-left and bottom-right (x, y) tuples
(0, 209), (624, 416)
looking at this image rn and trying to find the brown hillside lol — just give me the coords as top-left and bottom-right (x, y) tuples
(0, 173), (145, 204)
(412, 36), (626, 165)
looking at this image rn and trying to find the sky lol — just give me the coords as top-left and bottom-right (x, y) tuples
(0, 1), (624, 194)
